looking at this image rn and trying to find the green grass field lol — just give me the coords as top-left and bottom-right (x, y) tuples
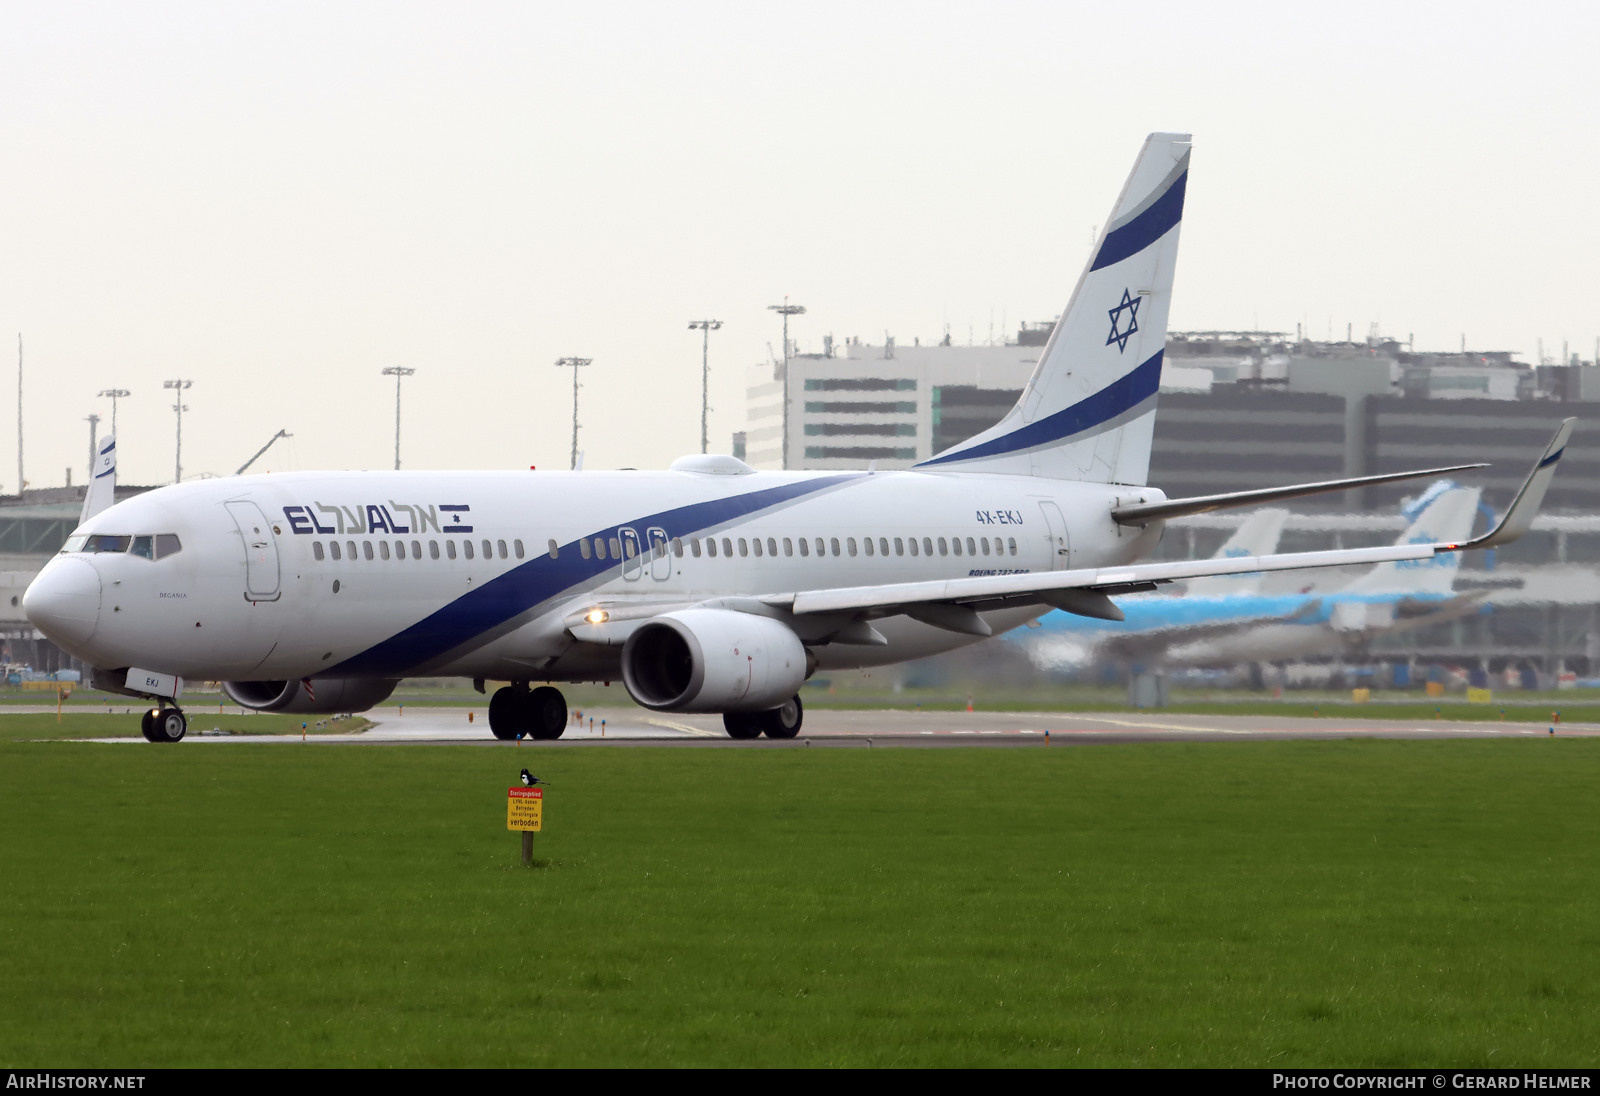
(2, 737), (1598, 1067)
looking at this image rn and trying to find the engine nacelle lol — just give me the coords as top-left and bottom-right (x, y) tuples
(622, 609), (808, 713)
(222, 677), (400, 714)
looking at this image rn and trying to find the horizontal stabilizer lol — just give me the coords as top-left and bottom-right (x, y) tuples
(1112, 463), (1487, 525)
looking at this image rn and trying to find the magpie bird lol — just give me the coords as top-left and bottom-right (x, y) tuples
(519, 769), (548, 787)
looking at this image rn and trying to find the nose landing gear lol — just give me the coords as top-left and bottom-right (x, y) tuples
(139, 706), (188, 743)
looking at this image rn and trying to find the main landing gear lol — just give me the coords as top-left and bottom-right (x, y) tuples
(140, 705), (188, 743)
(488, 683), (567, 741)
(722, 695), (803, 740)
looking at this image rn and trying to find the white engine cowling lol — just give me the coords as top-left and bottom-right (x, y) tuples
(621, 609), (807, 713)
(222, 678), (400, 714)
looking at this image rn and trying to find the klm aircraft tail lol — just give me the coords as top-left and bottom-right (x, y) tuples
(1344, 485), (1482, 597)
(1184, 508), (1288, 598)
(920, 132), (1189, 482)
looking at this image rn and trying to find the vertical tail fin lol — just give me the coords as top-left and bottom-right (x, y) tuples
(919, 132), (1190, 482)
(1184, 508), (1289, 598)
(78, 434), (116, 525)
(1343, 485), (1482, 596)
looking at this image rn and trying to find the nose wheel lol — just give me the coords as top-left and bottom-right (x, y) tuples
(140, 706), (188, 743)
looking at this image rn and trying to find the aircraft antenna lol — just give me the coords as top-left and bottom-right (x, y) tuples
(381, 367), (415, 470)
(688, 320), (723, 454)
(767, 299), (806, 469)
(163, 378), (193, 484)
(555, 357), (592, 470)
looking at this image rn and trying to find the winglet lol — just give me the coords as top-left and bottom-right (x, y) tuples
(1450, 418), (1574, 551)
(78, 434), (116, 525)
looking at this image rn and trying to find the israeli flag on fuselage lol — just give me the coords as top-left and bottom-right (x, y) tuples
(920, 132), (1189, 484)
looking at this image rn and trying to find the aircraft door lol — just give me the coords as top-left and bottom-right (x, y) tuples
(647, 527), (671, 581)
(225, 500), (282, 601)
(1037, 500), (1071, 571)
(619, 527), (643, 581)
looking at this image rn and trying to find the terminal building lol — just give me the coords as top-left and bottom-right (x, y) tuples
(744, 325), (1600, 678)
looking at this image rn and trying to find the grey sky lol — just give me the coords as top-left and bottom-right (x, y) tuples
(2, 1), (1596, 487)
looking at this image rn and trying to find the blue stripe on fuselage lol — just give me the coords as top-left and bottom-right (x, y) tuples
(324, 474), (862, 677)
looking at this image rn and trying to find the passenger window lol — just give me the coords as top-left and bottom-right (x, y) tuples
(312, 542), (325, 561)
(722, 537), (733, 557)
(922, 537), (933, 556)
(863, 537), (874, 557)
(937, 537), (947, 556)
(690, 539), (702, 558)
(672, 538), (683, 558)
(412, 540), (422, 559)
(395, 541), (406, 560)
(706, 538), (717, 558)
(814, 537), (825, 557)
(363, 541), (375, 561)
(514, 540), (525, 559)
(738, 538), (748, 557)
(580, 538), (591, 560)
(482, 539), (493, 559)
(498, 540), (508, 559)
(347, 540), (357, 560)
(547, 539), (558, 559)
(625, 540), (637, 559)
(894, 537), (904, 556)
(591, 537), (604, 559)
(429, 541), (440, 560)
(879, 537), (889, 557)
(766, 537), (777, 557)
(609, 537), (622, 558)
(752, 538), (762, 558)
(980, 538), (990, 556)
(380, 542), (391, 560)
(952, 538), (961, 557)
(966, 537), (976, 556)
(783, 537), (793, 557)
(446, 541), (457, 560)
(464, 540), (475, 560)
(830, 537), (841, 557)
(909, 537), (919, 557)
(1008, 537), (1017, 556)
(330, 541), (342, 561)
(798, 537), (809, 557)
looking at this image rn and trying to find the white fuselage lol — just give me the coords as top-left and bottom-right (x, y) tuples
(26, 466), (1166, 686)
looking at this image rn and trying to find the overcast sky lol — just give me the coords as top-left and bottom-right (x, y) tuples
(2, 1), (1596, 488)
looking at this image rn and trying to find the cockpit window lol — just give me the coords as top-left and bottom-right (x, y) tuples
(61, 533), (183, 558)
(85, 535), (131, 554)
(156, 534), (182, 559)
(60, 535), (88, 554)
(130, 536), (154, 559)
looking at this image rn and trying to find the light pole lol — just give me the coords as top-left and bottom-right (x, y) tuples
(163, 379), (192, 483)
(381, 367), (415, 470)
(84, 414), (100, 484)
(97, 388), (131, 437)
(688, 320), (722, 454)
(555, 358), (592, 470)
(767, 298), (805, 469)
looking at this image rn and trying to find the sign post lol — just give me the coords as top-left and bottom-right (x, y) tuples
(507, 786), (543, 865)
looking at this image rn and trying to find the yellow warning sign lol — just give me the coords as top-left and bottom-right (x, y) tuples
(507, 787), (543, 832)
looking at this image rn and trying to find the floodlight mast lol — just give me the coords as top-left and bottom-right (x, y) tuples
(97, 388), (131, 437)
(381, 367), (415, 470)
(688, 320), (723, 454)
(84, 414), (100, 483)
(162, 379), (193, 484)
(767, 299), (805, 469)
(555, 357), (592, 470)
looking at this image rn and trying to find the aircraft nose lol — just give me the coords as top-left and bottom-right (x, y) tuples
(23, 558), (102, 647)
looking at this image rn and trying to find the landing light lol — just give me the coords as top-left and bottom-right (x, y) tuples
(585, 608), (609, 625)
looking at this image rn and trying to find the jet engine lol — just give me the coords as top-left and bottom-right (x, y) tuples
(621, 609), (808, 713)
(222, 677), (400, 714)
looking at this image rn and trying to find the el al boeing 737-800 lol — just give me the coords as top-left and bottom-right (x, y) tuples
(22, 133), (1573, 742)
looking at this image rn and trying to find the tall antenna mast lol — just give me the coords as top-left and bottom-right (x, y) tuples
(688, 320), (722, 454)
(555, 357), (592, 470)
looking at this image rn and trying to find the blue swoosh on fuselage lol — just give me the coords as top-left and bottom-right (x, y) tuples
(325, 474), (863, 677)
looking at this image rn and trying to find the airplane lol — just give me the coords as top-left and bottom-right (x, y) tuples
(1017, 484), (1484, 672)
(22, 132), (1573, 742)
